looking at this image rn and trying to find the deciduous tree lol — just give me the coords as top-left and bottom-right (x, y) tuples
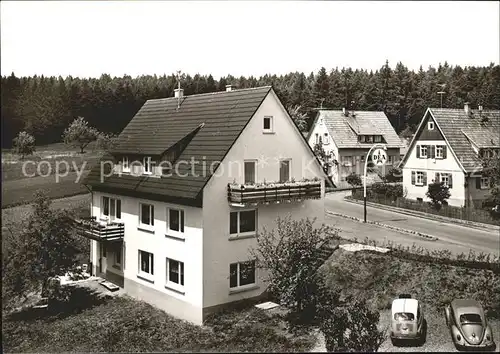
(287, 105), (308, 132)
(2, 190), (83, 309)
(62, 116), (99, 153)
(250, 216), (339, 316)
(12, 131), (35, 159)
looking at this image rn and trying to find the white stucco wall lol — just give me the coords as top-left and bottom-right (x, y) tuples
(402, 140), (466, 206)
(202, 90), (326, 309)
(307, 117), (339, 182)
(90, 191), (204, 323)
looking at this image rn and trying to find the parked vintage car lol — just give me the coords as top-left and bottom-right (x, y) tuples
(390, 294), (427, 346)
(445, 299), (496, 351)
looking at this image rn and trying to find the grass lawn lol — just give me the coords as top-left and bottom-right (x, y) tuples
(2, 286), (315, 353)
(2, 142), (103, 182)
(1, 171), (90, 208)
(2, 142), (102, 208)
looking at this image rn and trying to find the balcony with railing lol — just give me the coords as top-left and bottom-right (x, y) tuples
(227, 179), (322, 207)
(74, 216), (124, 241)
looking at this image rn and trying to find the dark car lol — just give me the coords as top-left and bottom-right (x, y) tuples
(445, 299), (496, 351)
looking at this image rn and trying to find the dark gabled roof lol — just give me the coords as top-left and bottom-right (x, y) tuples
(83, 86), (272, 205)
(430, 108), (499, 172)
(308, 110), (404, 149)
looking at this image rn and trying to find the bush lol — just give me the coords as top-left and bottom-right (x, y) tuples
(370, 182), (405, 200)
(383, 167), (402, 183)
(319, 296), (386, 352)
(346, 172), (362, 187)
(426, 182), (451, 210)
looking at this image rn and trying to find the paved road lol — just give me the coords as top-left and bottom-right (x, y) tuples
(325, 191), (500, 257)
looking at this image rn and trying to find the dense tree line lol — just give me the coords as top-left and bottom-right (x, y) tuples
(2, 61), (499, 147)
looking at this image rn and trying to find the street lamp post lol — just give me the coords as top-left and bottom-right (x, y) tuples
(363, 143), (387, 223)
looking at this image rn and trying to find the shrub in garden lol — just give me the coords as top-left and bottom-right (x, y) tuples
(426, 182), (451, 210)
(383, 167), (403, 183)
(319, 295), (386, 352)
(346, 172), (362, 188)
(370, 182), (404, 201)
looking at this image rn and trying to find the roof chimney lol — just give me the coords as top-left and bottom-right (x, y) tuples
(342, 107), (348, 117)
(464, 102), (470, 115)
(226, 84), (233, 92)
(174, 88), (184, 98)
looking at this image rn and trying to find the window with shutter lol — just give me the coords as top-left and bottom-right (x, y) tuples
(435, 146), (444, 159)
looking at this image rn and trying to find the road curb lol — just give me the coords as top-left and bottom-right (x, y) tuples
(325, 210), (439, 241)
(343, 197), (500, 232)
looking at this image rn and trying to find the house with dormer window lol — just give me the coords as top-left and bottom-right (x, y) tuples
(307, 108), (403, 185)
(77, 85), (328, 325)
(399, 103), (500, 207)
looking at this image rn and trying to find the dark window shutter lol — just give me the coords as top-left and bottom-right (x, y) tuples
(411, 171), (416, 185)
(430, 145), (435, 159)
(435, 172), (440, 183)
(426, 145), (431, 158)
(443, 146), (447, 159)
(448, 174), (453, 188)
(423, 172), (427, 186)
(416, 146), (420, 158)
(476, 177), (481, 189)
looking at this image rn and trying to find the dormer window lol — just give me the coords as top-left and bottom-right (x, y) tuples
(428, 121), (435, 130)
(143, 156), (152, 174)
(358, 135), (366, 143)
(122, 157), (130, 173)
(366, 135), (373, 143)
(374, 135), (382, 143)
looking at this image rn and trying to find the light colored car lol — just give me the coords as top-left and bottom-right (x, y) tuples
(445, 299), (496, 351)
(390, 294), (427, 346)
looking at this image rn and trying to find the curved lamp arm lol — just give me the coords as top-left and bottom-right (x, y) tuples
(363, 143), (387, 198)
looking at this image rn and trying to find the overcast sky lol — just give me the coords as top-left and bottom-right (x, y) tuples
(1, 1), (499, 79)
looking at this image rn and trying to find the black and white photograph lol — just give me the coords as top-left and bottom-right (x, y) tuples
(1, 1), (499, 352)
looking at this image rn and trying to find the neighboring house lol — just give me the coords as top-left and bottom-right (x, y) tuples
(78, 85), (328, 325)
(399, 136), (412, 160)
(399, 104), (499, 207)
(307, 108), (403, 184)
